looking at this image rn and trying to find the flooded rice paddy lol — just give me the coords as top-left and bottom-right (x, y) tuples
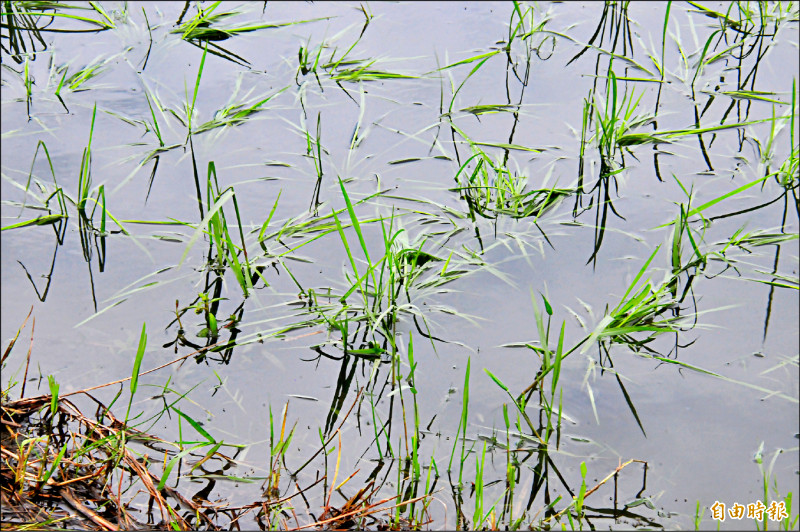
(1, 1), (798, 529)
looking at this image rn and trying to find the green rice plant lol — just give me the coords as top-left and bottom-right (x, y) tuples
(499, 403), (517, 526)
(76, 103), (97, 215)
(655, 173), (773, 231)
(472, 441), (487, 529)
(177, 41), (287, 138)
(294, 182), (476, 355)
(657, 2), (671, 82)
(328, 61), (418, 83)
(157, 405), (223, 491)
(0, 1), (115, 39)
(297, 35), (325, 87)
(436, 1), (548, 121)
(306, 112), (324, 212)
(23, 56), (32, 116)
(331, 179), (381, 325)
(138, 88), (185, 201)
(123, 322), (147, 425)
(171, 1), (328, 66)
(171, 1), (236, 41)
(776, 80), (799, 216)
(580, 245), (684, 355)
(693, 501), (706, 530)
(574, 461), (588, 528)
(664, 177), (710, 301)
(265, 401), (295, 499)
(517, 245), (693, 409)
(46, 375), (58, 418)
(172, 1), (328, 41)
(178, 163), (255, 298)
(486, 290), (568, 518)
(665, 167), (798, 294)
(185, 41), (208, 138)
(207, 174), (254, 296)
(143, 91), (165, 148)
(37, 440), (67, 488)
(450, 144), (572, 221)
(592, 65), (653, 167)
(752, 442), (800, 531)
(448, 357), (471, 486)
(575, 90), (635, 268)
(619, 114), (791, 148)
(446, 123), (569, 221)
(1, 211), (66, 231)
(390, 332), (425, 523)
(4, 137), (65, 219)
(61, 54), (115, 92)
(3, 128), (135, 311)
(722, 229), (799, 253)
(3, 120), (133, 268)
(0, 2), (47, 64)
(441, 52), (499, 118)
(320, 10), (417, 86)
(194, 85), (288, 134)
(411, 454), (438, 528)
(532, 294), (566, 448)
(189, 291), (224, 340)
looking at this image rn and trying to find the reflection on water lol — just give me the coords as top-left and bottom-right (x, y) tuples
(1, 1), (798, 529)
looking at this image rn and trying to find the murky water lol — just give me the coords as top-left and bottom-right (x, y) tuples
(2, 1), (798, 529)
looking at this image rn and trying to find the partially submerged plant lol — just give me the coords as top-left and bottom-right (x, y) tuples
(451, 143), (572, 221)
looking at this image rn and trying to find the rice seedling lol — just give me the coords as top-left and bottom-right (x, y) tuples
(751, 442), (800, 531)
(297, 35), (325, 88)
(45, 375), (58, 419)
(174, 150), (278, 317)
(259, 181), (490, 363)
(264, 401), (295, 500)
(615, 114), (793, 148)
(60, 53), (117, 93)
(171, 1), (238, 42)
(173, 40), (288, 145)
(447, 358), (472, 493)
(482, 294), (576, 530)
(0, 1), (115, 39)
(579, 244), (686, 354)
(498, 403), (518, 526)
(317, 12), (419, 87)
(1, 211), (65, 231)
(693, 501), (707, 530)
(23, 56), (32, 116)
(328, 62), (418, 83)
(0, 2), (47, 64)
(591, 63), (654, 167)
(173, 1), (329, 41)
(574, 461), (588, 526)
(776, 80), (799, 217)
(449, 141), (571, 221)
(171, 1), (329, 66)
(574, 86), (638, 266)
(472, 441), (488, 529)
(305, 111), (324, 212)
(76, 103), (97, 216)
(194, 85), (289, 134)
